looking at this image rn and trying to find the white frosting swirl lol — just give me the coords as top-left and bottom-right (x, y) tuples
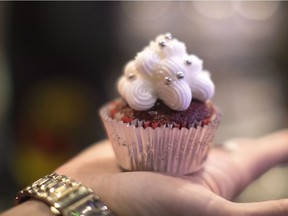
(117, 33), (215, 111)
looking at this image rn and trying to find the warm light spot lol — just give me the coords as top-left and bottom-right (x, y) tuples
(234, 1), (280, 20)
(192, 1), (235, 19)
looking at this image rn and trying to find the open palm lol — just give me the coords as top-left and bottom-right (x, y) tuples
(56, 130), (288, 216)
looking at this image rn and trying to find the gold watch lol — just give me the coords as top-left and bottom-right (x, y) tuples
(15, 173), (115, 216)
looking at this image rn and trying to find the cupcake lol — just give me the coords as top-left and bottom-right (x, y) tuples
(100, 33), (221, 174)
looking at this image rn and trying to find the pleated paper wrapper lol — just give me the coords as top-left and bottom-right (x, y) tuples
(100, 104), (221, 174)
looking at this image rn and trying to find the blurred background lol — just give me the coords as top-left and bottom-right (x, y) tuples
(0, 1), (288, 211)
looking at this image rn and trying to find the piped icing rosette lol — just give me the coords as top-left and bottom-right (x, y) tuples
(117, 33), (215, 111)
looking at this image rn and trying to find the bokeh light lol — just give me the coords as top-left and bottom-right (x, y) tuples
(235, 1), (280, 20)
(192, 1), (235, 20)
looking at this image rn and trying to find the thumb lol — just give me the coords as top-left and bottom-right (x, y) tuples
(233, 199), (288, 216)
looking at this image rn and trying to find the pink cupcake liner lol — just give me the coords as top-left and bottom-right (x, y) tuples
(100, 103), (221, 175)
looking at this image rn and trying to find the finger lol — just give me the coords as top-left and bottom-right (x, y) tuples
(205, 129), (288, 199)
(231, 128), (288, 167)
(233, 199), (288, 216)
(230, 129), (288, 186)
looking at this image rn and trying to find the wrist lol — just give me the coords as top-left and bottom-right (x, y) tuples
(2, 200), (53, 216)
(14, 173), (115, 216)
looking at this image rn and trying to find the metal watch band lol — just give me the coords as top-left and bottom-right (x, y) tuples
(15, 173), (115, 216)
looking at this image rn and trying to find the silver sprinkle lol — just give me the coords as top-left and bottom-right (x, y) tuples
(176, 71), (184, 79)
(164, 77), (173, 85)
(148, 110), (158, 115)
(159, 41), (167, 48)
(185, 59), (192, 65)
(164, 33), (173, 40)
(128, 73), (136, 81)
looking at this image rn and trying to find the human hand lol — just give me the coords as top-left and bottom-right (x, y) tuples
(56, 129), (288, 216)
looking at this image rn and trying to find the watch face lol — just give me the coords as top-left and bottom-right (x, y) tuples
(70, 199), (111, 216)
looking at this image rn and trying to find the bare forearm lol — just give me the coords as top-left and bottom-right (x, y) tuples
(1, 200), (54, 216)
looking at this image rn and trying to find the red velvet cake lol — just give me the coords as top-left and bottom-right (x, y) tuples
(110, 99), (216, 129)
